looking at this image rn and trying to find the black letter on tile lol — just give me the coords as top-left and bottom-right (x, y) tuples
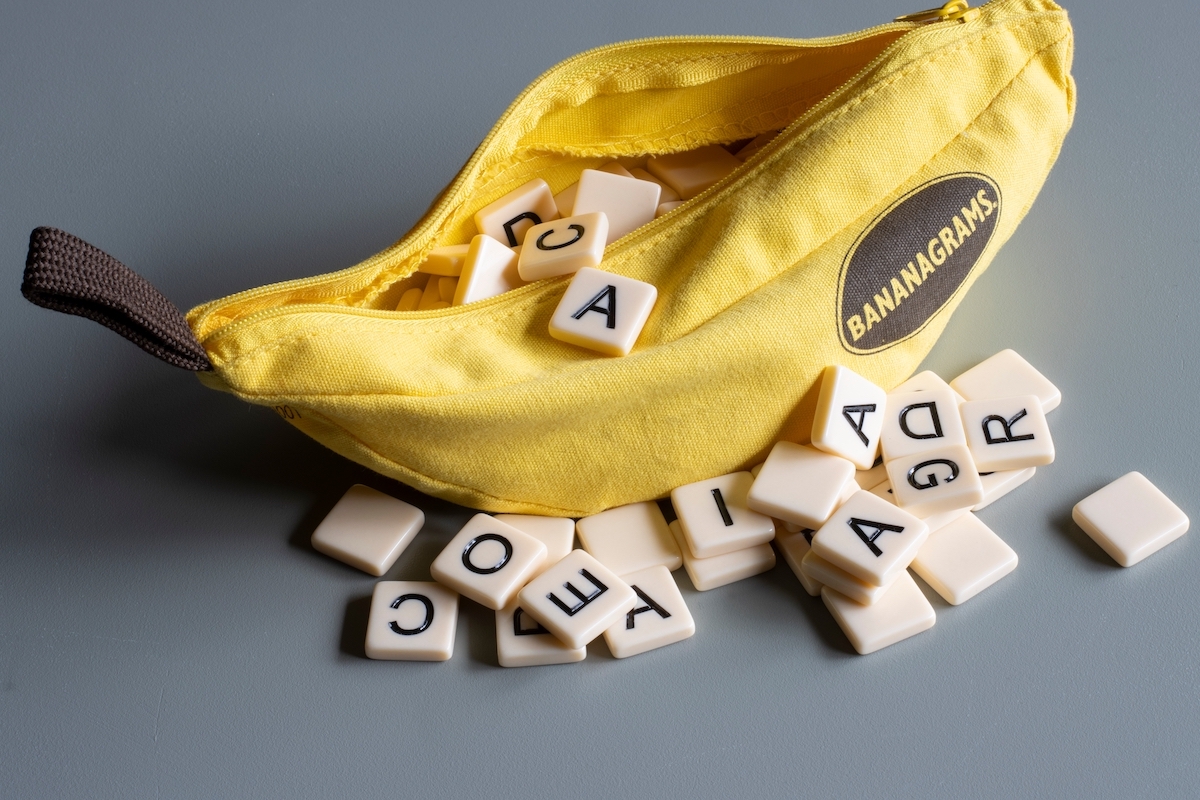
(847, 517), (906, 557)
(548, 569), (608, 616)
(571, 285), (618, 329)
(842, 403), (878, 446)
(625, 585), (672, 629)
(906, 458), (960, 490)
(501, 211), (542, 246)
(711, 488), (734, 527)
(982, 409), (1035, 445)
(388, 594), (434, 636)
(898, 401), (943, 440)
(462, 533), (513, 575)
(536, 224), (584, 250)
(513, 606), (550, 636)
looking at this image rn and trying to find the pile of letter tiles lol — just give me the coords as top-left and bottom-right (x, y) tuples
(309, 347), (1189, 661)
(396, 137), (776, 356)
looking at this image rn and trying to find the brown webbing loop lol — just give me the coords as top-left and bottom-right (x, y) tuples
(21, 227), (212, 371)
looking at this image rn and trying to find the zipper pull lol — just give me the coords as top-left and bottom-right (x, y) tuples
(895, 0), (981, 24)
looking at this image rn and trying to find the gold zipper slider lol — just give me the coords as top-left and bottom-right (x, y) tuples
(895, 1), (981, 24)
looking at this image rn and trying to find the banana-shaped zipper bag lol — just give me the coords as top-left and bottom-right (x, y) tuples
(23, 0), (1074, 516)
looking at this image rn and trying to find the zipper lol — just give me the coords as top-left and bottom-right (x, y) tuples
(895, 1), (982, 25)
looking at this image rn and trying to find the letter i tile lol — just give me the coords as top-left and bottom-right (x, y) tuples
(516, 549), (635, 650)
(430, 514), (547, 610)
(365, 581), (459, 661)
(548, 266), (657, 356)
(668, 521), (775, 591)
(673, 471), (776, 558)
(602, 565), (695, 658)
(822, 571), (935, 655)
(495, 597), (587, 667)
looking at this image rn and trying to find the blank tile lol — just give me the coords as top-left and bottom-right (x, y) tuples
(870, 480), (971, 534)
(554, 182), (579, 217)
(810, 490), (928, 587)
(453, 234), (526, 305)
(365, 581), (458, 661)
(810, 365), (887, 469)
(747, 442), (856, 529)
(973, 466), (1036, 511)
(892, 370), (965, 404)
(910, 513), (1017, 605)
(775, 527), (822, 596)
(884, 445), (983, 518)
(310, 485), (424, 576)
(822, 571), (935, 655)
(597, 161), (634, 178)
(950, 349), (1061, 413)
(396, 287), (423, 312)
(668, 521), (776, 591)
(517, 212), (609, 281)
(961, 394), (1055, 472)
(629, 167), (680, 202)
(571, 169), (660, 244)
(429, 514), (547, 610)
(854, 459), (889, 491)
(548, 266), (657, 356)
(602, 565), (695, 658)
(474, 178), (559, 247)
(1072, 472), (1189, 566)
(517, 549), (635, 650)
(674, 471), (776, 558)
(646, 145), (742, 200)
(416, 274), (444, 310)
(576, 501), (682, 577)
(495, 598), (587, 667)
(800, 550), (888, 605)
(880, 387), (967, 461)
(494, 514), (575, 568)
(419, 243), (470, 276)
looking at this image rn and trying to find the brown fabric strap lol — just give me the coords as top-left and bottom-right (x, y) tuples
(21, 227), (212, 371)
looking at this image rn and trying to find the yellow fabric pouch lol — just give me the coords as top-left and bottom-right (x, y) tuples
(24, 0), (1075, 516)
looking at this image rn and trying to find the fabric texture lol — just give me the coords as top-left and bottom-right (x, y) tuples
(186, 0), (1075, 516)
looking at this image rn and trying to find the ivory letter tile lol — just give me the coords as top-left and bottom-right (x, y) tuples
(810, 365), (888, 469)
(517, 550), (635, 649)
(474, 178), (559, 247)
(822, 571), (935, 655)
(950, 349), (1061, 413)
(495, 598), (586, 667)
(884, 445), (983, 518)
(419, 244), (470, 276)
(961, 395), (1054, 473)
(800, 550), (888, 605)
(453, 234), (525, 305)
(854, 459), (889, 491)
(881, 387), (967, 461)
(669, 521), (775, 591)
(571, 169), (660, 243)
(810, 490), (928, 587)
(973, 466), (1036, 510)
(747, 441), (856, 529)
(554, 182), (579, 217)
(597, 161), (634, 178)
(1072, 472), (1189, 566)
(576, 501), (682, 577)
(517, 212), (609, 281)
(310, 485), (424, 577)
(548, 266), (657, 356)
(417, 274), (444, 310)
(893, 370), (966, 404)
(870, 480), (971, 534)
(775, 527), (822, 596)
(494, 514), (576, 568)
(629, 167), (681, 203)
(645, 145), (742, 200)
(365, 581), (458, 661)
(429, 514), (547, 610)
(674, 471), (776, 558)
(910, 512), (1017, 605)
(602, 565), (695, 658)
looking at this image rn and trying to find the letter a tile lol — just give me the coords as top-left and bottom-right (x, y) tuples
(602, 565), (695, 658)
(430, 514), (547, 610)
(548, 266), (657, 356)
(810, 491), (928, 587)
(365, 581), (459, 661)
(517, 549), (635, 650)
(809, 365), (888, 469)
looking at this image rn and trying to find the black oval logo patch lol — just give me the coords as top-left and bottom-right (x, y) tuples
(837, 173), (1001, 354)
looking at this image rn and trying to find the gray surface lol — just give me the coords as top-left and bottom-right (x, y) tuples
(3, 0), (1198, 797)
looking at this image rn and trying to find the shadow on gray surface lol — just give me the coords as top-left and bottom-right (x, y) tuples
(339, 594), (372, 659)
(757, 558), (858, 657)
(1049, 501), (1121, 569)
(461, 598), (499, 667)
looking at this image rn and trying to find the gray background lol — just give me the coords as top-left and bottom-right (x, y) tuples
(2, 0), (1197, 797)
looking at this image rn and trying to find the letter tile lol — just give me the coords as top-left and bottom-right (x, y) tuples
(516, 549), (635, 650)
(655, 200), (684, 218)
(429, 514), (547, 610)
(602, 565), (695, 658)
(854, 458), (889, 491)
(419, 243), (470, 276)
(576, 501), (682, 577)
(516, 212), (609, 281)
(1072, 472), (1189, 567)
(571, 169), (660, 244)
(365, 581), (458, 661)
(810, 365), (888, 469)
(597, 161), (634, 178)
(473, 178), (559, 247)
(884, 445), (984, 518)
(800, 550), (888, 605)
(775, 526), (822, 596)
(810, 490), (928, 587)
(870, 480), (971, 534)
(416, 274), (444, 310)
(961, 394), (1055, 472)
(310, 485), (424, 576)
(892, 370), (966, 404)
(821, 571), (935, 655)
(973, 466), (1036, 510)
(668, 521), (776, 591)
(548, 266), (657, 356)
(553, 182), (579, 217)
(880, 387), (967, 461)
(396, 286), (423, 311)
(494, 514), (575, 569)
(950, 349), (1061, 413)
(747, 441), (856, 529)
(453, 234), (525, 306)
(629, 167), (681, 203)
(495, 598), (586, 667)
(645, 145), (742, 200)
(909, 513), (1017, 605)
(674, 471), (776, 558)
